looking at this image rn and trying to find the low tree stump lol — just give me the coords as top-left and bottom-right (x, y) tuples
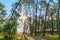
(4, 35), (9, 38)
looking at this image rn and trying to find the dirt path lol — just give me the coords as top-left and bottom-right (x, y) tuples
(25, 34), (34, 40)
(25, 34), (47, 40)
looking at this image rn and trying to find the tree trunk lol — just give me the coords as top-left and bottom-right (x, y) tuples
(58, 0), (60, 39)
(43, 15), (46, 36)
(51, 13), (54, 35)
(35, 0), (38, 35)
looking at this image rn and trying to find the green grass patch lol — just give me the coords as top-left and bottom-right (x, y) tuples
(33, 34), (59, 40)
(0, 38), (5, 40)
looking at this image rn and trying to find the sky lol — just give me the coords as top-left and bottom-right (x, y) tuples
(0, 0), (17, 17)
(0, 0), (58, 18)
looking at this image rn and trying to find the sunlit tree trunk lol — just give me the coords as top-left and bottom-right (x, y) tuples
(38, 8), (42, 34)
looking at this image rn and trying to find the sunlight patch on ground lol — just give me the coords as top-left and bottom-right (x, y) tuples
(46, 34), (58, 38)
